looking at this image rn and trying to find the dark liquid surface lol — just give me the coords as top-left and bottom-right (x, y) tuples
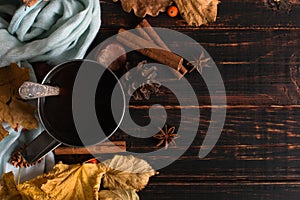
(39, 61), (123, 146)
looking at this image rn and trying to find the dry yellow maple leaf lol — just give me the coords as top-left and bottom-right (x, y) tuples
(0, 172), (21, 200)
(102, 155), (157, 191)
(0, 171), (48, 199)
(39, 162), (105, 199)
(0, 156), (157, 199)
(99, 189), (139, 200)
(0, 163), (105, 199)
(0, 63), (38, 142)
(174, 0), (220, 26)
(113, 0), (172, 17)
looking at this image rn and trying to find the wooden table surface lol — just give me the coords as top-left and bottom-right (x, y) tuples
(38, 0), (300, 199)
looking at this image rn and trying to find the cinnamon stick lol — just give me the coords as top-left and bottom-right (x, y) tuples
(136, 24), (153, 42)
(140, 19), (170, 51)
(54, 141), (126, 155)
(117, 28), (188, 77)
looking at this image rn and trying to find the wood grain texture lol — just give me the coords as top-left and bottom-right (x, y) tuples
(48, 0), (300, 199)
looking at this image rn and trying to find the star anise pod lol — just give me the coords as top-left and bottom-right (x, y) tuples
(153, 125), (179, 149)
(188, 51), (211, 74)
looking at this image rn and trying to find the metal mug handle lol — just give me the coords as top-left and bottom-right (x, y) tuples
(21, 131), (61, 164)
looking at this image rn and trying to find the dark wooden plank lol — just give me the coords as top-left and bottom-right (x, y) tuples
(93, 29), (299, 64)
(89, 28), (300, 106)
(50, 1), (300, 199)
(126, 107), (300, 158)
(139, 184), (300, 200)
(110, 107), (300, 200)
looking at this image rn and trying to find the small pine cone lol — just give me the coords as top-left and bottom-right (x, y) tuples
(9, 148), (43, 168)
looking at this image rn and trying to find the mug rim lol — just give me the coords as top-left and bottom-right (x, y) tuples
(37, 59), (125, 147)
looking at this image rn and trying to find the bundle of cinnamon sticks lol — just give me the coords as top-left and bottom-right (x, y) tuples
(117, 19), (189, 78)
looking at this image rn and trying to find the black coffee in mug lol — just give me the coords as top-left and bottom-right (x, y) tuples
(22, 60), (125, 163)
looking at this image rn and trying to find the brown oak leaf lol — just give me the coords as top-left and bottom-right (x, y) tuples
(113, 0), (172, 17)
(174, 0), (220, 26)
(0, 63), (38, 142)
